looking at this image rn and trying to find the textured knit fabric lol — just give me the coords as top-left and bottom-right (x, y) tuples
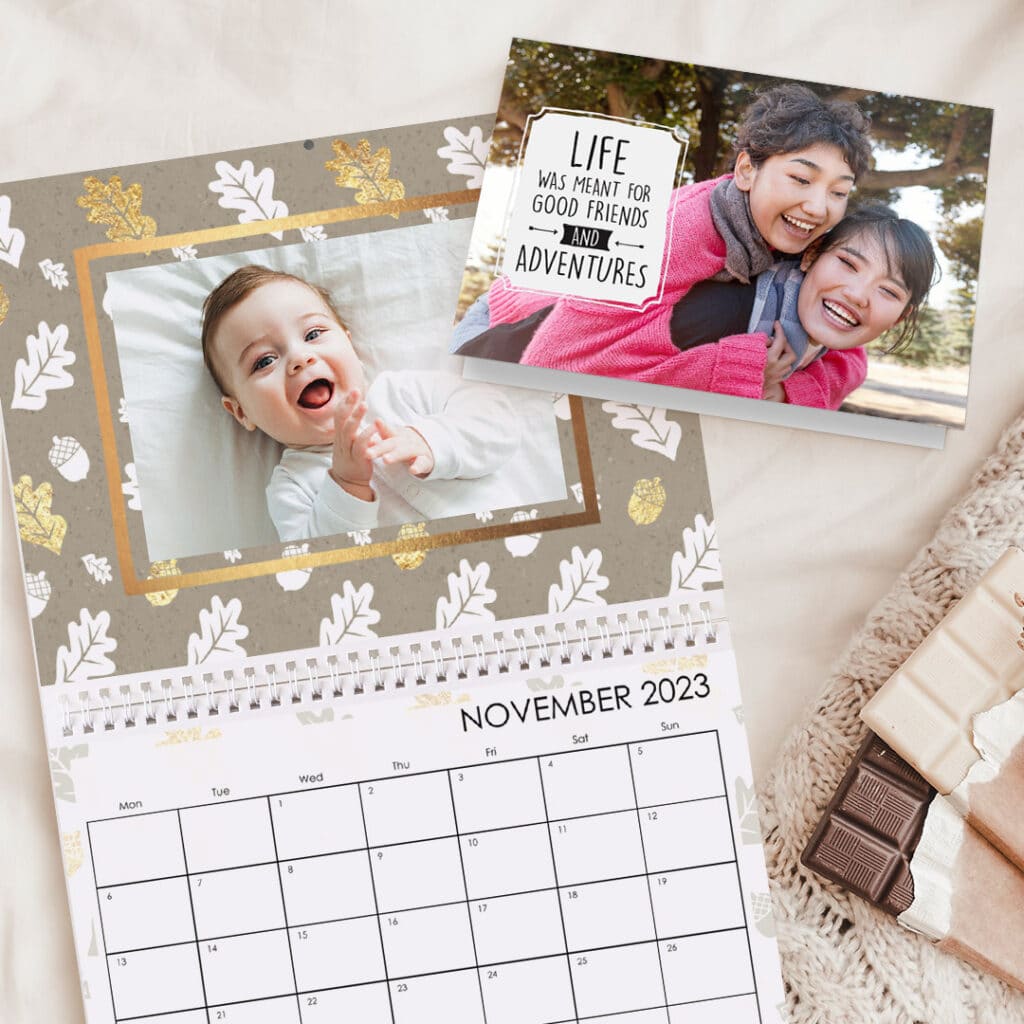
(761, 408), (1024, 1023)
(748, 261), (817, 376)
(708, 176), (776, 284)
(487, 176), (866, 408)
(266, 370), (519, 540)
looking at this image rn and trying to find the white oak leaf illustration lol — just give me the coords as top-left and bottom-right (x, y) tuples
(208, 160), (289, 240)
(548, 546), (608, 613)
(669, 514), (720, 594)
(187, 595), (249, 666)
(223, 549), (242, 563)
(0, 195), (25, 268)
(56, 609), (117, 684)
(601, 402), (681, 460)
(423, 206), (449, 223)
(118, 397), (129, 424)
(122, 463), (142, 510)
(300, 225), (327, 242)
(172, 245), (198, 261)
(39, 258), (69, 289)
(346, 530), (371, 546)
(437, 126), (490, 187)
(735, 776), (763, 845)
(11, 321), (75, 411)
(81, 554), (112, 585)
(436, 560), (496, 630)
(49, 745), (89, 803)
(320, 581), (381, 646)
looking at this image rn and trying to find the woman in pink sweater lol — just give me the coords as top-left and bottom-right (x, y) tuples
(486, 84), (877, 409)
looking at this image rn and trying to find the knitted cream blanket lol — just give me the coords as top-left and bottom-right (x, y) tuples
(760, 411), (1024, 1024)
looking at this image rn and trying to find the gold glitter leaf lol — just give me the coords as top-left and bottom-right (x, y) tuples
(325, 139), (405, 215)
(76, 175), (157, 241)
(145, 558), (181, 607)
(628, 477), (666, 526)
(14, 475), (67, 554)
(391, 522), (428, 571)
(0, 283), (9, 326)
(62, 831), (84, 876)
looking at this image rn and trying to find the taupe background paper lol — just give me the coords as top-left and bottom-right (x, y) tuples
(1, 1), (1022, 1021)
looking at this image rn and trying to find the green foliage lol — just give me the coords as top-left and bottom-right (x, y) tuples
(873, 303), (972, 367)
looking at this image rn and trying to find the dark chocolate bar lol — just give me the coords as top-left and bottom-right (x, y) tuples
(802, 732), (936, 915)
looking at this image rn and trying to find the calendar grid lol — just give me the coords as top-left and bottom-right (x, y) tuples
(89, 732), (765, 1024)
(625, 743), (672, 1022)
(265, 795), (305, 1022)
(533, 756), (583, 1023)
(174, 809), (212, 1024)
(355, 780), (399, 1024)
(445, 769), (491, 1023)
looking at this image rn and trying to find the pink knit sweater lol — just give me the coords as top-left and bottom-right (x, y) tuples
(487, 176), (866, 410)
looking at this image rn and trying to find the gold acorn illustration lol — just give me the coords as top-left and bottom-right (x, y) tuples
(62, 831), (84, 877)
(628, 477), (666, 526)
(49, 435), (90, 482)
(14, 475), (67, 554)
(0, 283), (9, 326)
(392, 522), (428, 570)
(145, 559), (182, 606)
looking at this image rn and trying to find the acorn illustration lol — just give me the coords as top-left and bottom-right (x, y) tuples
(505, 509), (541, 557)
(49, 435), (89, 482)
(276, 543), (313, 591)
(62, 831), (84, 877)
(25, 571), (51, 618)
(628, 477), (666, 526)
(145, 559), (181, 607)
(392, 522), (428, 570)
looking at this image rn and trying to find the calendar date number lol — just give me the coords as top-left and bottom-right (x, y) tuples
(641, 673), (710, 705)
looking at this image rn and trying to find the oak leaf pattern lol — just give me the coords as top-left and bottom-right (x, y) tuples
(320, 582), (381, 646)
(437, 125), (490, 187)
(668, 514), (720, 594)
(208, 160), (289, 240)
(76, 175), (156, 241)
(56, 608), (117, 684)
(0, 194), (26, 268)
(548, 546), (608, 613)
(11, 321), (75, 411)
(14, 475), (67, 554)
(325, 139), (405, 214)
(601, 402), (681, 461)
(436, 560), (496, 630)
(187, 595), (249, 666)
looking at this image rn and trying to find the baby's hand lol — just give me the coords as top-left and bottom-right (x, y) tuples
(329, 390), (376, 500)
(762, 321), (794, 402)
(366, 419), (435, 478)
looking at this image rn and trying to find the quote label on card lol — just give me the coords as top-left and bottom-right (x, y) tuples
(501, 110), (685, 307)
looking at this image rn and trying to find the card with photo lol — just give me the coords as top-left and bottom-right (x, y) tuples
(454, 40), (994, 447)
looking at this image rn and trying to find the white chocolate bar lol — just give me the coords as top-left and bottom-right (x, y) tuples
(861, 548), (1024, 793)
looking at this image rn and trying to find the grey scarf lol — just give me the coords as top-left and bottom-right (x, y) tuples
(708, 177), (776, 285)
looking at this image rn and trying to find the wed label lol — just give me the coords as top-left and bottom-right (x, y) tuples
(501, 110), (685, 307)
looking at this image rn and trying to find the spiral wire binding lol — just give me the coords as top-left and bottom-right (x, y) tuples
(58, 597), (723, 737)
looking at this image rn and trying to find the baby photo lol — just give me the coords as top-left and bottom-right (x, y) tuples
(106, 219), (568, 560)
(454, 41), (993, 438)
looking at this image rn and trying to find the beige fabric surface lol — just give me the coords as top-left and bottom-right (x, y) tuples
(2, 2), (1024, 1022)
(762, 408), (1024, 1023)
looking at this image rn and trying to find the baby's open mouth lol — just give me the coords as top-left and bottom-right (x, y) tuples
(297, 379), (334, 409)
(822, 299), (861, 329)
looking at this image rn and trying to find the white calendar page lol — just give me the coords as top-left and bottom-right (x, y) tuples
(43, 622), (787, 1024)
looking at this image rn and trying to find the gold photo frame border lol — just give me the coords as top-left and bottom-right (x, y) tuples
(73, 190), (599, 596)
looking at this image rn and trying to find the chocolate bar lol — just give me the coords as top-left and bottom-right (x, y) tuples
(803, 732), (1024, 992)
(802, 733), (934, 916)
